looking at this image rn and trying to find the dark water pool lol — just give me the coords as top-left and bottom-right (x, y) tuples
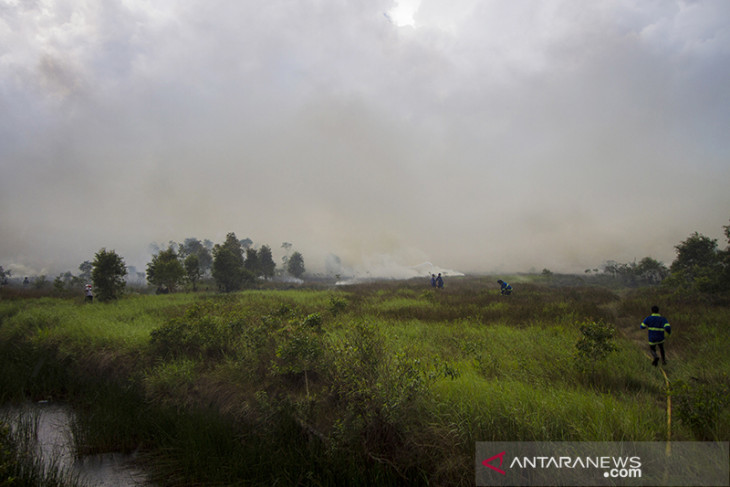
(3, 402), (153, 486)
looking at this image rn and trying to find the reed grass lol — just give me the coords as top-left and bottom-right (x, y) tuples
(0, 411), (82, 487)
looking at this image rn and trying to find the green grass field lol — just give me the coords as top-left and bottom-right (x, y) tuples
(1, 276), (728, 485)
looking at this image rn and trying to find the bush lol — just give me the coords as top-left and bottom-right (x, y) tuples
(574, 321), (617, 377)
(673, 375), (730, 440)
(302, 312), (323, 329)
(328, 296), (348, 316)
(325, 322), (432, 475)
(149, 302), (243, 359)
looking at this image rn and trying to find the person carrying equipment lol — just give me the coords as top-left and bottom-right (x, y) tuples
(641, 305), (671, 366)
(497, 279), (512, 295)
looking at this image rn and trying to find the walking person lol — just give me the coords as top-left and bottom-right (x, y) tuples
(436, 273), (444, 289)
(430, 274), (437, 287)
(641, 306), (671, 366)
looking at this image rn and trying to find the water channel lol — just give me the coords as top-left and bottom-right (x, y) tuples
(3, 401), (153, 487)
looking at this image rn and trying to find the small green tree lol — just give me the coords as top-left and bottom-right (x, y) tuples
(32, 275), (48, 289)
(273, 325), (324, 398)
(258, 244), (276, 280)
(287, 251), (305, 279)
(669, 233), (720, 281)
(244, 247), (259, 276)
(665, 229), (729, 292)
(635, 257), (669, 285)
(178, 237), (213, 275)
(212, 232), (246, 292)
(146, 246), (185, 292)
(53, 274), (65, 293)
(92, 248), (127, 301)
(574, 321), (617, 378)
(184, 254), (202, 291)
(78, 260), (93, 282)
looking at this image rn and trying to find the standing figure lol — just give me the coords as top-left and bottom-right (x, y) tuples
(436, 273), (444, 289)
(641, 305), (671, 366)
(84, 284), (93, 303)
(497, 279), (512, 295)
(430, 274), (437, 287)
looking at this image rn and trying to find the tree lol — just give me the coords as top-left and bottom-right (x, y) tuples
(668, 232), (721, 291)
(33, 275), (48, 289)
(92, 248), (127, 301)
(146, 246), (185, 292)
(0, 266), (10, 285)
(281, 242), (293, 266)
(635, 257), (669, 285)
(53, 271), (74, 292)
(212, 232), (247, 292)
(670, 232), (720, 276)
(184, 254), (202, 291)
(574, 321), (617, 378)
(178, 238), (213, 276)
(53, 275), (65, 293)
(259, 245), (276, 280)
(287, 251), (305, 279)
(244, 248), (259, 276)
(78, 260), (93, 282)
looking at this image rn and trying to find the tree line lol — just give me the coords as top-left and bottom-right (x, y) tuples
(2, 220), (729, 302)
(146, 232), (306, 294)
(0, 232), (307, 301)
(577, 220), (730, 293)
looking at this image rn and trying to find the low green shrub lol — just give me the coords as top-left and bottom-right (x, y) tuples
(574, 320), (617, 377)
(149, 302), (245, 359)
(672, 375), (730, 440)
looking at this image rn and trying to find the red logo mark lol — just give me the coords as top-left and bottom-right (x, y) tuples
(482, 451), (507, 475)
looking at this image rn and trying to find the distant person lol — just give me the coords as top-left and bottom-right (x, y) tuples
(84, 284), (93, 303)
(640, 305), (671, 366)
(23, 277), (29, 287)
(431, 274), (437, 287)
(497, 279), (512, 295)
(436, 273), (444, 288)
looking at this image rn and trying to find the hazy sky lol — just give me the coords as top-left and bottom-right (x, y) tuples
(2, 0), (729, 278)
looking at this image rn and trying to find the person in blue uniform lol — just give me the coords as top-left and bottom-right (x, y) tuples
(497, 279), (512, 295)
(641, 306), (671, 366)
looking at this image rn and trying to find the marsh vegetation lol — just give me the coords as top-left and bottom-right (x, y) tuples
(1, 276), (728, 485)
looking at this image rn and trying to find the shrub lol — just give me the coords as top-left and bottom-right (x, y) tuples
(149, 303), (243, 359)
(574, 321), (617, 377)
(325, 322), (432, 474)
(302, 312), (322, 329)
(672, 375), (730, 440)
(328, 296), (348, 316)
